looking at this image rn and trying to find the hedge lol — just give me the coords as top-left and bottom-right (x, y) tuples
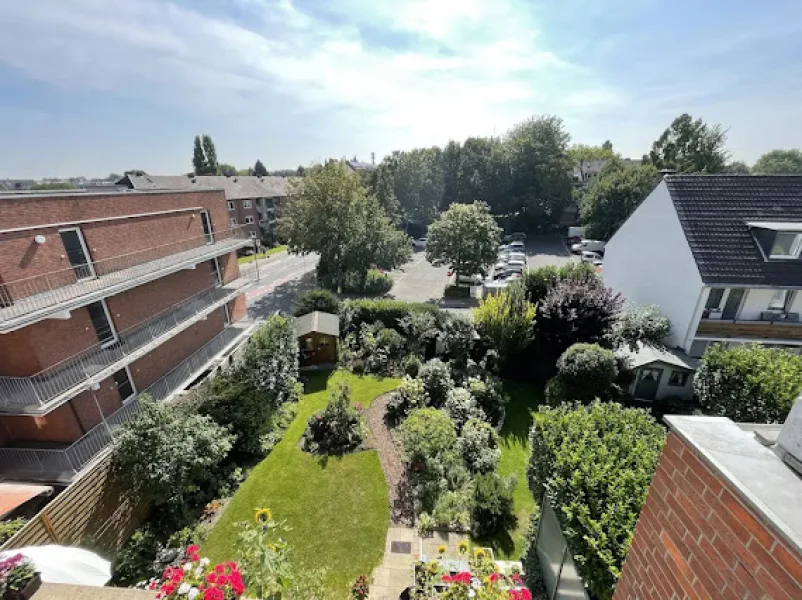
(339, 298), (442, 335)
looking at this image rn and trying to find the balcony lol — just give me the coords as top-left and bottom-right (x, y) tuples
(0, 227), (252, 332)
(0, 277), (252, 413)
(696, 317), (802, 341)
(0, 321), (254, 483)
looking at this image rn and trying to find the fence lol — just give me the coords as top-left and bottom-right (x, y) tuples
(534, 498), (590, 600)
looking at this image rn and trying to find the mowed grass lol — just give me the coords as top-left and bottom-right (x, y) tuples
(474, 381), (543, 559)
(202, 370), (401, 595)
(237, 245), (288, 264)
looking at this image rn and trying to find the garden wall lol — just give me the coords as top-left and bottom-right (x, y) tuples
(0, 452), (149, 557)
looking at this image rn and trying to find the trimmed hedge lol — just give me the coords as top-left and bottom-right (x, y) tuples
(526, 402), (664, 600)
(339, 298), (441, 335)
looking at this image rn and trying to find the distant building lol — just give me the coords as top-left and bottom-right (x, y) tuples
(0, 179), (36, 191)
(346, 160), (376, 172)
(117, 174), (289, 243)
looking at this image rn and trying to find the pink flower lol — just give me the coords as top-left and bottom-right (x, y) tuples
(187, 545), (200, 555)
(204, 588), (225, 600)
(511, 574), (523, 585)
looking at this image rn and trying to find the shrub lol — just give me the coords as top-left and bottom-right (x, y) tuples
(385, 377), (429, 425)
(458, 418), (500, 474)
(0, 517), (27, 545)
(417, 359), (454, 408)
(526, 402), (664, 600)
(402, 354), (422, 377)
(302, 383), (363, 454)
(473, 282), (536, 363)
(111, 526), (161, 586)
(467, 376), (507, 429)
(613, 304), (671, 351)
(443, 388), (485, 431)
(432, 489), (473, 532)
(362, 269), (394, 295)
(545, 343), (618, 405)
(399, 311), (440, 357)
(535, 275), (622, 369)
(521, 262), (595, 304)
(471, 473), (517, 538)
(342, 322), (406, 376)
(340, 298), (440, 335)
(239, 315), (300, 407)
(113, 398), (234, 518)
(399, 408), (458, 466)
(292, 288), (341, 317)
(260, 400), (300, 454)
(694, 343), (802, 423)
(439, 315), (477, 367)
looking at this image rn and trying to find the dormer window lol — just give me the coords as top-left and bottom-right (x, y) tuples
(748, 222), (802, 260)
(770, 232), (802, 259)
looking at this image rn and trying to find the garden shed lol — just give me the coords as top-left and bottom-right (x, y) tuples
(617, 342), (698, 402)
(295, 311), (339, 367)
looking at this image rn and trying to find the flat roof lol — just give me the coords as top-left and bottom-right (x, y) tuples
(0, 188), (224, 200)
(0, 483), (53, 518)
(666, 415), (802, 556)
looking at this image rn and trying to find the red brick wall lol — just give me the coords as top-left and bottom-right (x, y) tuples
(217, 252), (241, 284)
(614, 432), (802, 600)
(230, 198), (260, 239)
(0, 402), (84, 444)
(228, 294), (247, 322)
(69, 376), (124, 432)
(0, 190), (229, 296)
(129, 309), (225, 392)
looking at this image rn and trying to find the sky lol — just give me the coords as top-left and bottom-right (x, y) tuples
(1, 0), (801, 178)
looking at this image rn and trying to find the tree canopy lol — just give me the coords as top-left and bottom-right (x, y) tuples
(645, 113), (729, 173)
(752, 149), (802, 174)
(218, 163), (237, 177)
(253, 159), (269, 176)
(425, 200), (502, 279)
(193, 134), (219, 175)
(278, 161), (410, 290)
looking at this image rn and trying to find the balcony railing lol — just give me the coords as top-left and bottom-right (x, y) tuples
(0, 277), (251, 412)
(0, 227), (252, 329)
(0, 321), (253, 482)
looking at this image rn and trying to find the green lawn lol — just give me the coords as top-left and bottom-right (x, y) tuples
(475, 381), (543, 560)
(237, 245), (288, 264)
(202, 370), (400, 596)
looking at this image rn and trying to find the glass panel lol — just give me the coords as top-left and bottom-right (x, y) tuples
(200, 210), (214, 244)
(536, 503), (565, 598)
(705, 288), (725, 309)
(113, 368), (134, 401)
(722, 288), (745, 319)
(59, 229), (94, 280)
(769, 290), (788, 310)
(770, 232), (800, 257)
(86, 301), (116, 346)
(554, 551), (590, 600)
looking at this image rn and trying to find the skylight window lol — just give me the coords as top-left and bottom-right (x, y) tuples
(769, 232), (802, 259)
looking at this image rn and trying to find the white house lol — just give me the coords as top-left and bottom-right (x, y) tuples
(605, 175), (802, 389)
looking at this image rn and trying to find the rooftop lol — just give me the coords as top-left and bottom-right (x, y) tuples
(120, 174), (289, 199)
(616, 342), (699, 370)
(295, 311), (339, 337)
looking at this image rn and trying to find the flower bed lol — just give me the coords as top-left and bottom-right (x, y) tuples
(142, 546), (245, 599)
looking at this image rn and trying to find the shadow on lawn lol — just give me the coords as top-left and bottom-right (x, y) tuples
(500, 380), (542, 446)
(300, 369), (334, 394)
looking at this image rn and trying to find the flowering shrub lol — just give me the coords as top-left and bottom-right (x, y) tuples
(0, 553), (37, 595)
(143, 546), (244, 599)
(351, 574), (369, 599)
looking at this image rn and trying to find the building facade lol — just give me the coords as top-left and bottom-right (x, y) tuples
(0, 189), (255, 483)
(117, 174), (288, 243)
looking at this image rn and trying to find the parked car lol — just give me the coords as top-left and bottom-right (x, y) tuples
(581, 250), (603, 263)
(412, 237), (427, 250)
(507, 240), (525, 251)
(571, 239), (605, 254)
(503, 232), (526, 243)
(498, 251), (526, 264)
(456, 273), (483, 285)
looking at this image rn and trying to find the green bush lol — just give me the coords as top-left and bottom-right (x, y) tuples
(342, 322), (407, 376)
(545, 343), (618, 405)
(473, 282), (536, 363)
(0, 517), (27, 545)
(362, 269), (394, 295)
(432, 489), (473, 532)
(339, 299), (441, 335)
(110, 526), (160, 586)
(466, 376), (507, 429)
(402, 354), (422, 377)
(302, 383), (363, 455)
(417, 359), (454, 408)
(458, 418), (500, 474)
(521, 262), (595, 304)
(471, 473), (517, 538)
(385, 377), (429, 425)
(443, 388), (484, 431)
(292, 288), (341, 317)
(399, 408), (458, 466)
(694, 343), (802, 423)
(526, 402), (664, 600)
(260, 400), (300, 454)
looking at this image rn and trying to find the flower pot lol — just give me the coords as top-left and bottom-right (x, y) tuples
(3, 573), (41, 600)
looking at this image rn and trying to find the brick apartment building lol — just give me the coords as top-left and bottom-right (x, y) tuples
(0, 189), (255, 484)
(614, 412), (802, 599)
(117, 174), (288, 243)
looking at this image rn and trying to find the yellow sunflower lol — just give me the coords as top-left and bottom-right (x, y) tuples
(436, 544), (447, 555)
(473, 548), (486, 560)
(457, 540), (469, 555)
(254, 507), (273, 524)
(427, 561), (439, 574)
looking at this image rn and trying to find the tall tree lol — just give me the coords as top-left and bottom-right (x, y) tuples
(579, 160), (659, 240)
(441, 140), (462, 208)
(752, 149), (802, 174)
(505, 115), (574, 229)
(724, 161), (750, 174)
(645, 113), (729, 173)
(567, 144), (615, 163)
(253, 160), (269, 176)
(192, 134), (219, 175)
(426, 201), (502, 280)
(374, 148), (444, 227)
(278, 162), (410, 290)
(201, 135), (218, 174)
(601, 139), (613, 152)
(192, 135), (207, 175)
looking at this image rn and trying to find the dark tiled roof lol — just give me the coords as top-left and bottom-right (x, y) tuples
(666, 175), (802, 286)
(122, 175), (289, 199)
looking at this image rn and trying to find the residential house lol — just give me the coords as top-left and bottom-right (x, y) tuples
(605, 176), (802, 387)
(345, 160), (376, 172)
(0, 179), (35, 191)
(117, 174), (289, 244)
(0, 188), (255, 483)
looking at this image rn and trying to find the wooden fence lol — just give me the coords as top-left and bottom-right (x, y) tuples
(1, 451), (149, 557)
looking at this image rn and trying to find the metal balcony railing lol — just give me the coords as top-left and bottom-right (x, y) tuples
(0, 227), (252, 328)
(0, 321), (252, 482)
(0, 278), (251, 411)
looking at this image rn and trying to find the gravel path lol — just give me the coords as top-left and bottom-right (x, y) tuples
(365, 392), (414, 526)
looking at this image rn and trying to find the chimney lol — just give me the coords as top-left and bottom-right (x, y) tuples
(371, 152), (375, 165)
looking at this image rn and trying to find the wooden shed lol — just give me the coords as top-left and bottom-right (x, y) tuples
(295, 311), (339, 367)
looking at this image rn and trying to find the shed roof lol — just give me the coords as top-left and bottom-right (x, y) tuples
(617, 342), (699, 371)
(295, 311), (339, 337)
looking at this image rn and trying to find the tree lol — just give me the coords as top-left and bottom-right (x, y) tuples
(694, 344), (802, 423)
(752, 149), (802, 174)
(521, 262), (595, 305)
(645, 113), (729, 173)
(579, 159), (659, 240)
(193, 134), (219, 175)
(278, 162), (410, 290)
(473, 283), (536, 362)
(292, 288), (341, 317)
(253, 159), (269, 177)
(106, 173), (122, 181)
(426, 201), (501, 281)
(567, 144), (615, 163)
(31, 181), (74, 190)
(602, 139), (613, 152)
(238, 315), (300, 405)
(112, 397), (234, 511)
(374, 148), (445, 226)
(526, 402), (664, 600)
(296, 165), (305, 176)
(219, 163), (238, 177)
(724, 160), (750, 174)
(545, 343), (618, 405)
(124, 169), (148, 177)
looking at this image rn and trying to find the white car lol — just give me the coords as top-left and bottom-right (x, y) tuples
(580, 250), (602, 264)
(456, 273), (483, 285)
(412, 237), (427, 250)
(571, 239), (605, 254)
(498, 251), (526, 263)
(507, 240), (525, 251)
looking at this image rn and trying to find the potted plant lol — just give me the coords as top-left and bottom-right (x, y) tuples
(1, 554), (41, 600)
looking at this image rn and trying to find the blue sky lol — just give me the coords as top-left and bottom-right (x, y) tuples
(1, 0), (801, 178)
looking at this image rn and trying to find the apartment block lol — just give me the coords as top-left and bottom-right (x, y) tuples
(0, 189), (255, 483)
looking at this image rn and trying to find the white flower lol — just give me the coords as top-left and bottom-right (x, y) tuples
(188, 588), (200, 600)
(194, 567), (203, 578)
(178, 583), (191, 595)
(183, 562), (193, 571)
(199, 557), (210, 567)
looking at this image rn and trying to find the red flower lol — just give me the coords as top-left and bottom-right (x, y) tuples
(160, 582), (177, 595)
(215, 574), (229, 586)
(511, 574), (523, 585)
(187, 544), (200, 555)
(489, 572), (500, 583)
(214, 564), (226, 575)
(226, 561), (238, 573)
(520, 589), (532, 600)
(204, 588), (225, 600)
(441, 574), (452, 583)
(206, 573), (217, 584)
(231, 580), (245, 596)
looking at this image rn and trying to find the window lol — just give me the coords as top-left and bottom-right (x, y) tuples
(86, 300), (117, 347)
(59, 227), (95, 280)
(113, 368), (136, 402)
(770, 232), (802, 259)
(229, 217), (237, 227)
(689, 340), (709, 358)
(227, 201), (234, 211)
(243, 199), (252, 208)
(768, 290), (796, 311)
(245, 216), (255, 224)
(705, 288), (725, 310)
(668, 370), (689, 387)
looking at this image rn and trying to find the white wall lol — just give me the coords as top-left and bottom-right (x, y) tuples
(736, 288), (802, 320)
(603, 181), (704, 349)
